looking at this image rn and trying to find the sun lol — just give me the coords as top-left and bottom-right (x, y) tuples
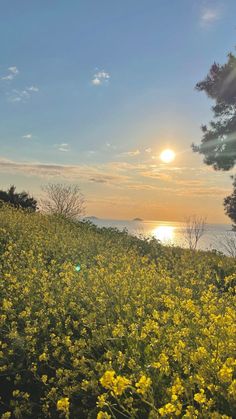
(160, 149), (175, 163)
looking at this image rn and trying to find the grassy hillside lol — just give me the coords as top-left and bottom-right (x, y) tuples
(0, 205), (235, 418)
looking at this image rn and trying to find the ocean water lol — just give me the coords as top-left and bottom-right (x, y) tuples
(87, 218), (236, 255)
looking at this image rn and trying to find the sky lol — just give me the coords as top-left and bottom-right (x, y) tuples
(1, 0), (236, 222)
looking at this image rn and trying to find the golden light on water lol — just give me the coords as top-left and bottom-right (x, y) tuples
(152, 225), (175, 243)
(160, 149), (175, 163)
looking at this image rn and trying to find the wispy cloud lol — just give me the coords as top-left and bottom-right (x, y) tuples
(145, 147), (152, 153)
(22, 133), (32, 140)
(200, 7), (221, 26)
(122, 149), (141, 157)
(7, 86), (39, 103)
(0, 158), (129, 185)
(1, 66), (19, 81)
(92, 70), (110, 86)
(0, 156), (230, 199)
(27, 85), (39, 92)
(55, 143), (70, 152)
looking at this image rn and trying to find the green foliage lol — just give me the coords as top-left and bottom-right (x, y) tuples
(224, 176), (236, 229)
(193, 53), (236, 171)
(0, 185), (37, 212)
(0, 205), (235, 418)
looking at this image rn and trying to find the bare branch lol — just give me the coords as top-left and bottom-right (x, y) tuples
(40, 183), (85, 220)
(217, 232), (236, 258)
(184, 215), (207, 250)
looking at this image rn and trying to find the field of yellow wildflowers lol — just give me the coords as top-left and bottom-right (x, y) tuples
(0, 204), (235, 418)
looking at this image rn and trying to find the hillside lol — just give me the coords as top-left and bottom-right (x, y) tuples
(0, 205), (235, 418)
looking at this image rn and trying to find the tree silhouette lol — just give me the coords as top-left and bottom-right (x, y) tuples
(193, 53), (236, 171)
(224, 176), (236, 229)
(0, 185), (37, 211)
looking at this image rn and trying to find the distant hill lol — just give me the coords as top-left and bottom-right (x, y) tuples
(84, 216), (99, 221)
(133, 217), (143, 221)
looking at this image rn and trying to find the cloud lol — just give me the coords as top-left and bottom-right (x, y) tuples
(200, 8), (220, 25)
(0, 158), (129, 186)
(27, 85), (39, 92)
(7, 86), (39, 103)
(1, 66), (39, 102)
(141, 170), (173, 181)
(55, 143), (70, 152)
(92, 70), (110, 86)
(145, 148), (152, 153)
(9, 66), (19, 75)
(92, 77), (101, 86)
(123, 149), (141, 157)
(1, 66), (19, 81)
(22, 134), (32, 140)
(90, 177), (107, 183)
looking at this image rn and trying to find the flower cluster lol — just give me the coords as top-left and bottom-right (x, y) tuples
(0, 204), (235, 417)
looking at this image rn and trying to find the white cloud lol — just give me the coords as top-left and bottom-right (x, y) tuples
(8, 66), (19, 75)
(92, 77), (101, 86)
(92, 70), (110, 86)
(1, 66), (19, 81)
(200, 8), (220, 25)
(22, 134), (32, 140)
(7, 86), (39, 103)
(145, 147), (152, 153)
(2, 74), (14, 81)
(55, 143), (70, 152)
(27, 85), (39, 92)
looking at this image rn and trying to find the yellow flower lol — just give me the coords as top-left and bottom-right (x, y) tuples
(171, 377), (184, 396)
(12, 390), (20, 397)
(96, 394), (107, 408)
(100, 371), (130, 396)
(100, 370), (115, 390)
(228, 379), (236, 398)
(152, 353), (170, 375)
(97, 412), (111, 419)
(182, 406), (199, 418)
(41, 375), (48, 384)
(112, 375), (130, 396)
(2, 299), (12, 311)
(218, 364), (233, 383)
(194, 389), (207, 404)
(135, 375), (152, 395)
(56, 397), (70, 414)
(39, 352), (48, 362)
(1, 412), (11, 419)
(159, 403), (176, 416)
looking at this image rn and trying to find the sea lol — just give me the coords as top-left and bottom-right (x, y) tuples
(85, 218), (236, 256)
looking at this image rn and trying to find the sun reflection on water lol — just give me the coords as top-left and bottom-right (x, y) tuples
(152, 225), (175, 243)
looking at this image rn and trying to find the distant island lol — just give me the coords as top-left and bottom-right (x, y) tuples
(132, 218), (144, 222)
(84, 216), (99, 220)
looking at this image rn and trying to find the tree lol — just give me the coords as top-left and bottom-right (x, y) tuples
(217, 231), (236, 258)
(193, 53), (236, 171)
(40, 183), (85, 220)
(224, 176), (236, 229)
(184, 215), (206, 250)
(0, 185), (37, 211)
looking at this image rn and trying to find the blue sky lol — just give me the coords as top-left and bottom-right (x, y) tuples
(1, 0), (236, 221)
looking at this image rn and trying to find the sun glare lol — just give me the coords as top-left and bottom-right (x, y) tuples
(160, 149), (175, 163)
(152, 225), (175, 243)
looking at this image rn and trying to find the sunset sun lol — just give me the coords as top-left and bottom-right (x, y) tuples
(160, 149), (176, 163)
